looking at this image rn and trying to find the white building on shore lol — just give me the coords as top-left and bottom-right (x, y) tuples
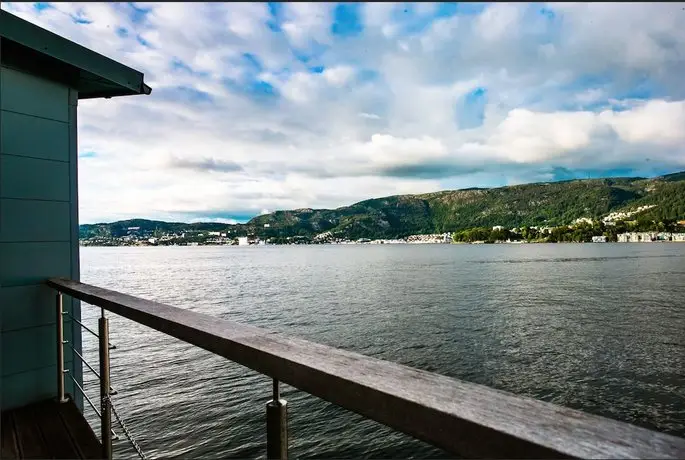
(617, 232), (654, 242)
(615, 232), (685, 242)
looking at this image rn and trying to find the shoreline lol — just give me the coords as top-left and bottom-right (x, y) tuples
(79, 240), (685, 248)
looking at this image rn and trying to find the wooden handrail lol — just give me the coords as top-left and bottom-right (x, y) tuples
(47, 277), (685, 459)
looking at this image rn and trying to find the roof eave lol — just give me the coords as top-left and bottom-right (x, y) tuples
(0, 10), (151, 99)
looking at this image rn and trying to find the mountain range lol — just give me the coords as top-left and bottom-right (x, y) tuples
(80, 170), (685, 240)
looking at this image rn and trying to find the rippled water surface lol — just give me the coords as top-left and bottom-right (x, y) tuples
(78, 244), (685, 458)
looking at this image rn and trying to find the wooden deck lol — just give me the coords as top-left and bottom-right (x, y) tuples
(1, 397), (102, 459)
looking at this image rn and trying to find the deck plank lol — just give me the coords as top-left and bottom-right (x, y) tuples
(11, 403), (49, 459)
(1, 398), (101, 459)
(56, 399), (102, 459)
(33, 400), (81, 459)
(1, 411), (20, 459)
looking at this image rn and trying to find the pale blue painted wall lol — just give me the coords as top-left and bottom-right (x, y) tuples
(0, 65), (82, 410)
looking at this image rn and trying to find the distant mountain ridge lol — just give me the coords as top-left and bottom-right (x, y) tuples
(80, 170), (685, 240)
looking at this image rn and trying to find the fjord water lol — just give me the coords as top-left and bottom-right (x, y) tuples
(79, 244), (685, 459)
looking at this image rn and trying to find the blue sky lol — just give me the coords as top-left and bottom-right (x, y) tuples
(3, 2), (685, 223)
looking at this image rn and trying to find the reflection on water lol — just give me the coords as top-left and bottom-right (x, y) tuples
(78, 243), (685, 458)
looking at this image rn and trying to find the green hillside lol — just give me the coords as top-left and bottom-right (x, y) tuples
(80, 171), (685, 240)
(79, 218), (228, 239)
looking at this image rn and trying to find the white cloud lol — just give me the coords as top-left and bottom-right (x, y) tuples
(489, 109), (600, 163)
(574, 89), (605, 106)
(468, 99), (685, 166)
(189, 217), (238, 224)
(363, 2), (397, 29)
(475, 3), (522, 42)
(280, 72), (319, 103)
(600, 100), (685, 146)
(323, 65), (355, 86)
(281, 3), (334, 47)
(356, 134), (448, 167)
(2, 1), (684, 223)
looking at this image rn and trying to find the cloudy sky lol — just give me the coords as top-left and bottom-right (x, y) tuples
(3, 2), (685, 224)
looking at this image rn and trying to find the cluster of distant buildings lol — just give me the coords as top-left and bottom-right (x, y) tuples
(80, 227), (245, 247)
(601, 205), (657, 225)
(616, 232), (685, 243)
(405, 233), (453, 244)
(312, 232), (453, 245)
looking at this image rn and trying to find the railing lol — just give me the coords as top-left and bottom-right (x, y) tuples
(56, 290), (120, 460)
(48, 277), (685, 460)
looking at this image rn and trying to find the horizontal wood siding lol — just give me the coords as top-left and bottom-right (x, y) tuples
(67, 88), (83, 412)
(0, 242), (71, 287)
(0, 155), (70, 201)
(0, 110), (69, 161)
(1, 324), (73, 376)
(1, 365), (75, 410)
(0, 199), (71, 242)
(0, 66), (77, 411)
(0, 284), (66, 332)
(0, 67), (69, 121)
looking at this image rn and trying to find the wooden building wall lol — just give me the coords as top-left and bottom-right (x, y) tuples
(0, 65), (82, 410)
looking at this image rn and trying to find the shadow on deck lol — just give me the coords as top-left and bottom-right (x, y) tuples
(1, 396), (101, 459)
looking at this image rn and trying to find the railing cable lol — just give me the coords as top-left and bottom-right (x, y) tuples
(68, 372), (119, 440)
(68, 372), (101, 417)
(105, 394), (148, 460)
(67, 343), (118, 394)
(65, 312), (117, 349)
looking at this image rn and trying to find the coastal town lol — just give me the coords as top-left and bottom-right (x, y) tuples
(78, 228), (685, 247)
(80, 228), (457, 246)
(80, 208), (685, 247)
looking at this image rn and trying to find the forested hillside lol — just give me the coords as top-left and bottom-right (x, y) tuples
(81, 171), (685, 240)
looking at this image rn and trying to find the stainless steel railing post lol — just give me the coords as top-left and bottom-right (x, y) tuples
(99, 312), (113, 460)
(56, 292), (68, 403)
(266, 379), (288, 460)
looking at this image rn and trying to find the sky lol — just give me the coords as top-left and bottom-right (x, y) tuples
(2, 2), (685, 224)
